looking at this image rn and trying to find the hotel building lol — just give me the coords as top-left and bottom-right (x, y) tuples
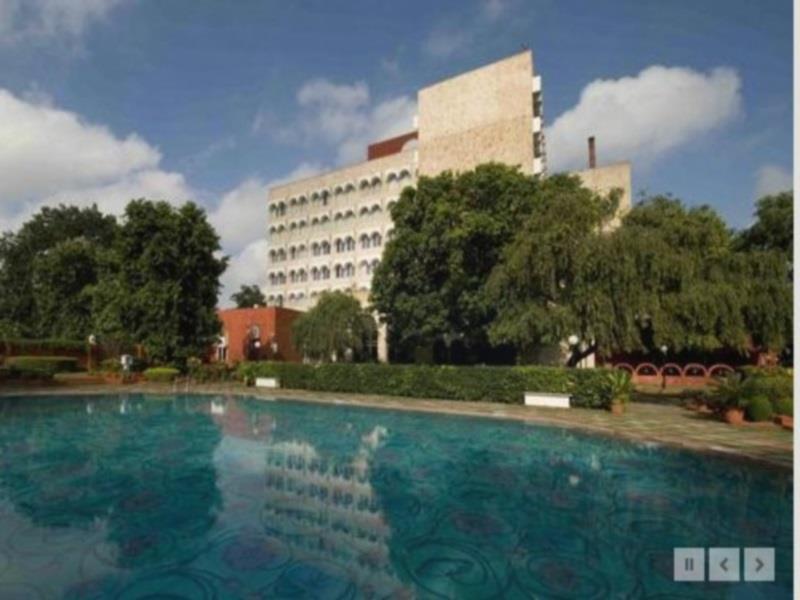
(264, 51), (631, 359)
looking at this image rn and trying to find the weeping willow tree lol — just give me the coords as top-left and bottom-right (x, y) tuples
(489, 194), (792, 362)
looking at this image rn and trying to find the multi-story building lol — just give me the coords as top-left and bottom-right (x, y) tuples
(264, 50), (630, 360)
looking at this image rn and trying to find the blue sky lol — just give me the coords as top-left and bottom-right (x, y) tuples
(0, 0), (792, 299)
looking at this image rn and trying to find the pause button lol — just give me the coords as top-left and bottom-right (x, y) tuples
(674, 548), (705, 581)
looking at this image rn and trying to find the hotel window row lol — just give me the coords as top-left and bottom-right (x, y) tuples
(268, 168), (412, 216)
(269, 232), (386, 263)
(268, 260), (380, 285)
(268, 202), (397, 235)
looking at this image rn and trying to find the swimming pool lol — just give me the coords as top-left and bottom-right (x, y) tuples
(0, 393), (792, 598)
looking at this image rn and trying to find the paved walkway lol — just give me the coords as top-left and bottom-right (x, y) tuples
(1, 382), (793, 470)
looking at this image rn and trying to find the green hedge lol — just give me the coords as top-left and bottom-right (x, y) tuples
(188, 363), (234, 383)
(236, 362), (625, 408)
(4, 356), (78, 373)
(143, 367), (180, 383)
(0, 364), (55, 382)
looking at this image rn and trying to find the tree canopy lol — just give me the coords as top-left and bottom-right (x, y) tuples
(373, 162), (792, 364)
(370, 163), (538, 361)
(92, 200), (227, 364)
(292, 291), (376, 362)
(231, 284), (267, 308)
(0, 204), (117, 337)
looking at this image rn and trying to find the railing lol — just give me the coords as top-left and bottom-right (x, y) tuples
(613, 362), (735, 386)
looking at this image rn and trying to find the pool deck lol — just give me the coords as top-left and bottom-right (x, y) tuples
(1, 382), (793, 470)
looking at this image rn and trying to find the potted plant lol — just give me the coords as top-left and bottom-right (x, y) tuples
(710, 374), (746, 425)
(606, 370), (632, 415)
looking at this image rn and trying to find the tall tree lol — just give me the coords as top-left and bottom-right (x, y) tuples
(231, 284), (266, 308)
(0, 205), (117, 336)
(490, 194), (792, 360)
(93, 200), (227, 364)
(370, 163), (539, 361)
(486, 174), (619, 363)
(293, 291), (376, 362)
(31, 238), (100, 339)
(737, 191), (793, 259)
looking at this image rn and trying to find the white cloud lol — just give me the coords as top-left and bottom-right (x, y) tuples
(219, 240), (269, 307)
(275, 79), (416, 165)
(0, 87), (190, 232)
(546, 66), (742, 171)
(423, 28), (470, 59)
(483, 0), (509, 21)
(209, 163), (321, 255)
(755, 164), (792, 198)
(0, 0), (126, 45)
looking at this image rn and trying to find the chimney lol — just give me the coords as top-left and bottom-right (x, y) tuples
(588, 136), (596, 169)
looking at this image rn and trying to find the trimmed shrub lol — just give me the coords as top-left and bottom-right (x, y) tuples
(236, 362), (624, 407)
(4, 356), (78, 373)
(745, 395), (773, 422)
(188, 362), (233, 383)
(774, 397), (793, 417)
(143, 367), (180, 383)
(0, 364), (55, 382)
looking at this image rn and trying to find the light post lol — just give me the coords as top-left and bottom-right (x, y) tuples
(87, 334), (97, 372)
(660, 344), (668, 389)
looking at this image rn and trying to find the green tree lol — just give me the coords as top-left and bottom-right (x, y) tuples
(292, 291), (376, 362)
(231, 284), (266, 308)
(0, 205), (117, 336)
(370, 163), (539, 361)
(93, 200), (227, 364)
(737, 191), (793, 259)
(490, 194), (792, 360)
(486, 174), (619, 363)
(31, 237), (100, 339)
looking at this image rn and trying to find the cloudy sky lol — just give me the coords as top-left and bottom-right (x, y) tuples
(0, 0), (792, 304)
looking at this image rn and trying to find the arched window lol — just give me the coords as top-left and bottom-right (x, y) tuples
(321, 266), (330, 279)
(359, 178), (370, 190)
(334, 212), (343, 221)
(371, 232), (382, 247)
(311, 267), (320, 281)
(371, 204), (381, 214)
(312, 242), (320, 256)
(289, 247), (296, 260)
(289, 270), (296, 283)
(321, 241), (331, 254)
(386, 228), (395, 240)
(370, 175), (381, 187)
(387, 200), (397, 210)
(345, 236), (355, 251)
(359, 260), (369, 274)
(370, 259), (380, 272)
(360, 234), (370, 249)
(320, 215), (330, 225)
(335, 238), (345, 253)
(345, 263), (355, 277)
(386, 171), (398, 183)
(334, 264), (343, 278)
(359, 206), (370, 217)
(312, 217), (320, 226)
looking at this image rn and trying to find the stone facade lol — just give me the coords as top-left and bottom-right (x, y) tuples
(417, 51), (545, 176)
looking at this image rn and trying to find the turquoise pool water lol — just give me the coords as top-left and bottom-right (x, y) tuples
(0, 394), (791, 599)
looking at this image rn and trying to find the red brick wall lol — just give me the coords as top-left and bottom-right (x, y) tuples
(215, 306), (303, 364)
(367, 131), (418, 160)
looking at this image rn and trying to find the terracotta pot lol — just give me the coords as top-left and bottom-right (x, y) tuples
(774, 415), (793, 430)
(724, 408), (745, 426)
(610, 402), (625, 416)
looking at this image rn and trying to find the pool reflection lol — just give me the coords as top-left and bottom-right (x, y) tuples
(0, 393), (792, 599)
